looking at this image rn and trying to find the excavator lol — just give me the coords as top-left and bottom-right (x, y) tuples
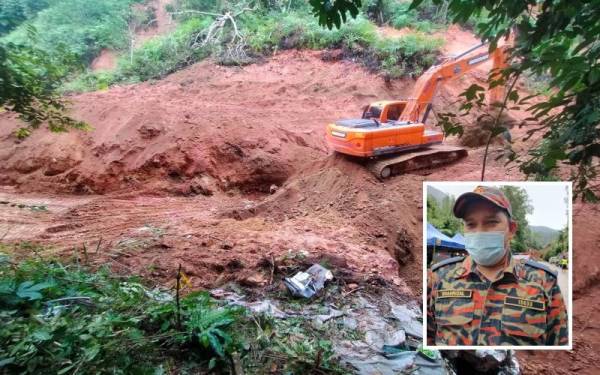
(326, 42), (509, 179)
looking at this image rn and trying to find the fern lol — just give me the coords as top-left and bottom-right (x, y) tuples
(184, 293), (242, 358)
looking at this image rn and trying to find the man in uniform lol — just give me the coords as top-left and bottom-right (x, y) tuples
(427, 186), (568, 346)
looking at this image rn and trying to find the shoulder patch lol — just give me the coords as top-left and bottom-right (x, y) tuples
(431, 256), (464, 272)
(525, 259), (558, 278)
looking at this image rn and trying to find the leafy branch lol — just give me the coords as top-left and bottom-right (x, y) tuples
(0, 28), (88, 139)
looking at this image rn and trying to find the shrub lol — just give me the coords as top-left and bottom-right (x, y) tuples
(3, 0), (140, 65)
(0, 254), (245, 373)
(0, 0), (50, 36)
(362, 0), (448, 31)
(61, 6), (445, 92)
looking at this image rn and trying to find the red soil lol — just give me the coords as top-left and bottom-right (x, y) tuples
(0, 31), (598, 374)
(91, 49), (118, 72)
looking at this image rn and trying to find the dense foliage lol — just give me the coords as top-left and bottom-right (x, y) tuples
(499, 186), (538, 253)
(0, 0), (50, 36)
(0, 254), (244, 373)
(543, 227), (568, 261)
(1, 0), (144, 135)
(3, 0), (140, 64)
(66, 1), (443, 91)
(427, 195), (463, 237)
(0, 31), (87, 138)
(0, 246), (348, 374)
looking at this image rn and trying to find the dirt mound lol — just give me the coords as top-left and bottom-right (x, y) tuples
(0, 50), (410, 195)
(2, 26), (600, 373)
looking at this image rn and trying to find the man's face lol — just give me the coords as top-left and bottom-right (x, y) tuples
(463, 200), (517, 250)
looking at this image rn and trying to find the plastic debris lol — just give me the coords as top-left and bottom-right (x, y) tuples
(145, 287), (174, 302)
(210, 288), (287, 318)
(312, 309), (345, 328)
(41, 297), (94, 319)
(283, 264), (333, 298)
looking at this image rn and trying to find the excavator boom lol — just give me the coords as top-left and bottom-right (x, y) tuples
(400, 43), (509, 123)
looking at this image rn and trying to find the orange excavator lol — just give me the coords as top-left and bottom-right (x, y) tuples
(326, 42), (509, 179)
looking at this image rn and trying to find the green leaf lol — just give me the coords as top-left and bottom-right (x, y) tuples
(16, 280), (54, 300)
(409, 0), (426, 11)
(57, 364), (77, 375)
(32, 330), (52, 341)
(0, 358), (15, 367)
(208, 357), (217, 370)
(461, 84), (485, 101)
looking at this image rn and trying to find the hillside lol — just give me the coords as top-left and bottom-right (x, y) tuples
(530, 225), (560, 247)
(427, 185), (449, 204)
(1, 1), (600, 374)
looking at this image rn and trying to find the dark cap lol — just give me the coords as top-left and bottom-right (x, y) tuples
(453, 185), (512, 219)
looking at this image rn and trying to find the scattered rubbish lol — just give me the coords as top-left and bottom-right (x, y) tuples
(337, 346), (447, 375)
(283, 264), (333, 298)
(243, 300), (288, 319)
(210, 288), (287, 318)
(42, 296), (94, 319)
(312, 308), (345, 328)
(212, 285), (515, 375)
(389, 301), (423, 339)
(417, 347), (440, 362)
(145, 288), (174, 302)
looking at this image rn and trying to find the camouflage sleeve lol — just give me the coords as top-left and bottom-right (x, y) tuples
(427, 269), (436, 345)
(545, 279), (568, 345)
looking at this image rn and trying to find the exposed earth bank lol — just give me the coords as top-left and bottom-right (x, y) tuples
(1, 45), (598, 374)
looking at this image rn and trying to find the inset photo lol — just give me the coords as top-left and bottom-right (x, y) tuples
(423, 182), (572, 350)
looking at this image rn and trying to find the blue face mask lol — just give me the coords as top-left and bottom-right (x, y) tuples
(464, 231), (507, 266)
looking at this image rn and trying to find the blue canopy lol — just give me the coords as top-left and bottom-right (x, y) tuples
(451, 233), (465, 244)
(426, 223), (465, 249)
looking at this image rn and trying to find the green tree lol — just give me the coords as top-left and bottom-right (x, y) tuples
(1, 32), (86, 138)
(1, 0), (143, 136)
(543, 227), (568, 261)
(0, 0), (49, 36)
(499, 186), (533, 253)
(427, 195), (463, 237)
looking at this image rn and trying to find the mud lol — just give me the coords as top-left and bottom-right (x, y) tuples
(1, 29), (599, 374)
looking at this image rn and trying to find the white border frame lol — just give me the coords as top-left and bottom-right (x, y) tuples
(422, 181), (573, 350)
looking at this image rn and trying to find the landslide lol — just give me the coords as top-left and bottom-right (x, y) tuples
(2, 27), (600, 375)
(0, 50), (423, 294)
(1, 50), (400, 195)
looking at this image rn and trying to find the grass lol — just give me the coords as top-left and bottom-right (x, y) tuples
(241, 10), (442, 80)
(63, 7), (444, 93)
(0, 246), (351, 374)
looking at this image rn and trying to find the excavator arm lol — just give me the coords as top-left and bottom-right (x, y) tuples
(399, 43), (509, 123)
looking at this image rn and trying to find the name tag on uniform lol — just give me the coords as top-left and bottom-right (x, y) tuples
(504, 297), (545, 311)
(437, 289), (472, 299)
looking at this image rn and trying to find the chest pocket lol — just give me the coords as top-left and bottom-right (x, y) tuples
(501, 293), (547, 342)
(434, 289), (475, 345)
(434, 289), (475, 326)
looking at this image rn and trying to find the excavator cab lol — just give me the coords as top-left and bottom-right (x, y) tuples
(361, 101), (408, 123)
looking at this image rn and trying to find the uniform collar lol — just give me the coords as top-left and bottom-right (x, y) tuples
(455, 251), (518, 282)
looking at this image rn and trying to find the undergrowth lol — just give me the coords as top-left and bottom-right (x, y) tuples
(63, 3), (443, 92)
(0, 247), (349, 374)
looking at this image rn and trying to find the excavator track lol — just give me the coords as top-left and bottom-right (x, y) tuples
(366, 144), (468, 179)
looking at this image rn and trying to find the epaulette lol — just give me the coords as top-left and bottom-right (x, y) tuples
(525, 259), (558, 278)
(431, 256), (465, 272)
